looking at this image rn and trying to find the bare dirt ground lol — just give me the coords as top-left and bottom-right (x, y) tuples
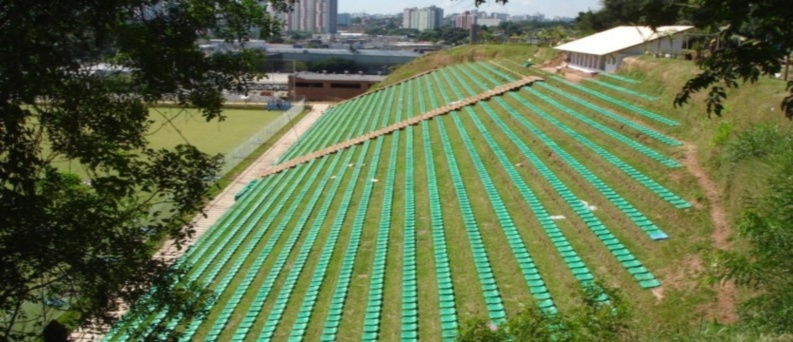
(537, 53), (595, 84)
(681, 143), (738, 323)
(70, 102), (329, 341)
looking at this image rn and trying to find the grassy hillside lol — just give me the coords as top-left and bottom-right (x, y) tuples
(374, 45), (558, 90)
(103, 45), (793, 341)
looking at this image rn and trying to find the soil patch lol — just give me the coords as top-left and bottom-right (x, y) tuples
(681, 143), (738, 323)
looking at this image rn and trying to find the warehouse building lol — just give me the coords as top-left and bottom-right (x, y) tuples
(555, 25), (693, 73)
(289, 72), (386, 101)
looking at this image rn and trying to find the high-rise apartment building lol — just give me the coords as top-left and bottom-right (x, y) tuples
(403, 6), (443, 31)
(337, 13), (351, 26)
(403, 8), (417, 29)
(274, 0), (338, 33)
(455, 11), (477, 29)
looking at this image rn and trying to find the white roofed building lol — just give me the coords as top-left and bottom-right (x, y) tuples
(555, 26), (693, 73)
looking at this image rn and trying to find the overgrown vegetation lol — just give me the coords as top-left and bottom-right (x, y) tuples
(457, 284), (634, 342)
(716, 124), (793, 334)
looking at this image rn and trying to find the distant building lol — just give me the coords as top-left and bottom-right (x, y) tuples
(555, 25), (694, 73)
(273, 0), (338, 33)
(477, 18), (502, 27)
(491, 12), (509, 20)
(455, 11), (477, 30)
(289, 72), (386, 101)
(402, 8), (417, 29)
(403, 6), (443, 31)
(337, 12), (351, 26)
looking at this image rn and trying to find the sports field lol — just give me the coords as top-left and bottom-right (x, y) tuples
(53, 107), (283, 177)
(145, 108), (283, 156)
(104, 56), (713, 341)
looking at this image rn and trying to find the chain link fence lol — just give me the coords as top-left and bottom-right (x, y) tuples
(218, 98), (305, 176)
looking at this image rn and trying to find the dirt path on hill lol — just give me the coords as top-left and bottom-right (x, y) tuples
(681, 143), (738, 323)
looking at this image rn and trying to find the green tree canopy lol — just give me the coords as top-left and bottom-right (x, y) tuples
(0, 0), (290, 340)
(659, 0), (793, 118)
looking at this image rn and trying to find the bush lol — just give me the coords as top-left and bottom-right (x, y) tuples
(457, 282), (635, 342)
(724, 124), (793, 163)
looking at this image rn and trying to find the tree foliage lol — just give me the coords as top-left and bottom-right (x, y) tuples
(717, 126), (793, 333)
(0, 0), (290, 339)
(417, 27), (470, 45)
(663, 0), (793, 118)
(457, 283), (635, 342)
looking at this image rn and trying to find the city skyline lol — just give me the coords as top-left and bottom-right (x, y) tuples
(338, 0), (600, 19)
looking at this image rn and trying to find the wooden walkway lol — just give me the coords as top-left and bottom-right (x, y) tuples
(262, 76), (543, 177)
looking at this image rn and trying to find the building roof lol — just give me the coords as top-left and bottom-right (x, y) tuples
(554, 26), (694, 56)
(293, 72), (386, 82)
(266, 46), (420, 57)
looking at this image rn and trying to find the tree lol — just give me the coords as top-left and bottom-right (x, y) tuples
(0, 0), (290, 340)
(653, 0), (793, 118)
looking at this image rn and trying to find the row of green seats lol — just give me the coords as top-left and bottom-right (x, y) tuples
(401, 124), (420, 341)
(103, 173), (279, 341)
(445, 65), (661, 287)
(230, 92), (379, 341)
(275, 100), (339, 163)
(464, 62), (680, 168)
(360, 81), (408, 341)
(432, 69), (558, 312)
(287, 138), (374, 341)
(468, 103), (601, 291)
(280, 79), (388, 162)
(523, 87), (681, 168)
(440, 65), (601, 292)
(275, 91), (356, 163)
(484, 62), (680, 127)
(491, 97), (670, 241)
(434, 116), (508, 323)
(287, 88), (392, 341)
(153, 161), (316, 339)
(197, 159), (328, 341)
(422, 74), (507, 324)
(252, 85), (391, 341)
(535, 83), (682, 146)
(506, 92), (691, 209)
(548, 76), (679, 127)
(400, 79), (427, 341)
(421, 121), (459, 341)
(358, 135), (399, 341)
(226, 154), (343, 341)
(599, 73), (640, 84)
(481, 59), (680, 130)
(584, 78), (658, 101)
(117, 170), (293, 340)
(415, 80), (459, 341)
(280, 85), (381, 161)
(487, 100), (662, 289)
(320, 80), (396, 342)
(253, 145), (363, 342)
(451, 110), (558, 311)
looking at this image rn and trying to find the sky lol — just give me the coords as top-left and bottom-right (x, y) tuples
(338, 0), (602, 19)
